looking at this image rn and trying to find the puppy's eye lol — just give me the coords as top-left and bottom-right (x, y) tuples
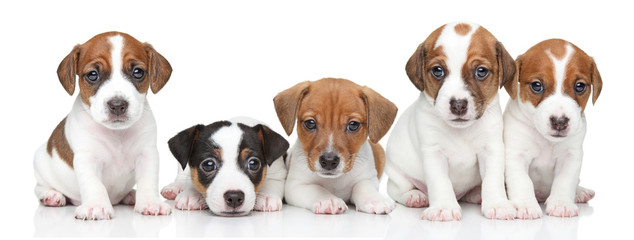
(132, 67), (145, 80)
(85, 71), (100, 82)
(574, 82), (587, 94)
(303, 119), (317, 131)
(430, 66), (445, 80)
(347, 121), (361, 132)
(247, 157), (261, 171)
(530, 81), (544, 94)
(200, 158), (217, 172)
(474, 67), (489, 81)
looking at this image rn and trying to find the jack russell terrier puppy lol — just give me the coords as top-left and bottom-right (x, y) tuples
(385, 22), (516, 221)
(503, 39), (602, 219)
(274, 78), (398, 214)
(33, 32), (173, 220)
(162, 117), (289, 216)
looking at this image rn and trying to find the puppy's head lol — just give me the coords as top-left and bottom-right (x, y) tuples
(274, 78), (397, 178)
(168, 121), (289, 216)
(504, 39), (602, 141)
(406, 22), (515, 128)
(57, 32), (172, 129)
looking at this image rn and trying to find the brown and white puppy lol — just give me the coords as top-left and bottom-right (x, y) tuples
(504, 39), (602, 218)
(33, 32), (172, 220)
(385, 22), (516, 221)
(275, 78), (398, 214)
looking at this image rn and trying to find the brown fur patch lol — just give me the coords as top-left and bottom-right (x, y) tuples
(190, 168), (208, 198)
(405, 24), (446, 94)
(240, 148), (252, 162)
(454, 23), (472, 36)
(46, 117), (74, 168)
(369, 142), (385, 179)
(254, 167), (267, 192)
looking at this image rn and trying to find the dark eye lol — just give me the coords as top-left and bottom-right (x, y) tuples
(303, 119), (316, 131)
(85, 71), (99, 82)
(530, 81), (544, 94)
(201, 158), (217, 172)
(132, 67), (145, 80)
(574, 82), (587, 94)
(430, 66), (445, 80)
(474, 67), (489, 81)
(347, 121), (361, 132)
(247, 157), (261, 171)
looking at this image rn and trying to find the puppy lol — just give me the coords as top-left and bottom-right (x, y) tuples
(33, 32), (172, 220)
(274, 78), (398, 214)
(385, 22), (516, 221)
(503, 39), (602, 218)
(164, 117), (289, 216)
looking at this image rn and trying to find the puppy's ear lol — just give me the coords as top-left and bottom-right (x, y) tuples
(254, 124), (289, 166)
(361, 87), (398, 143)
(496, 42), (516, 89)
(590, 59), (602, 104)
(145, 43), (172, 94)
(57, 44), (80, 95)
(273, 81), (311, 136)
(504, 54), (523, 100)
(168, 124), (204, 170)
(405, 43), (426, 91)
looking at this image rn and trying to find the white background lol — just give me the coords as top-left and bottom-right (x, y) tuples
(1, 0), (631, 239)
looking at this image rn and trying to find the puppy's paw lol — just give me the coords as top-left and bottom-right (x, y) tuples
(74, 202), (114, 220)
(356, 195), (396, 214)
(575, 186), (595, 203)
(135, 198), (172, 216)
(401, 189), (428, 208)
(513, 200), (542, 220)
(120, 190), (136, 205)
(546, 199), (578, 217)
(40, 190), (66, 207)
(313, 198), (348, 215)
(161, 182), (185, 200)
(482, 200), (516, 220)
(421, 203), (461, 221)
(254, 192), (282, 212)
(174, 191), (207, 211)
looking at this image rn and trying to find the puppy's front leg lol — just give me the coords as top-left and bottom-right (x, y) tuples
(546, 150), (582, 217)
(134, 148), (171, 216)
(506, 148), (542, 219)
(286, 179), (347, 214)
(351, 178), (395, 214)
(74, 153), (114, 220)
(254, 159), (286, 212)
(478, 144), (516, 220)
(421, 153), (461, 221)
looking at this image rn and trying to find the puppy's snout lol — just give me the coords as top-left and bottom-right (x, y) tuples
(450, 99), (468, 116)
(319, 152), (340, 170)
(550, 116), (570, 131)
(224, 190), (245, 208)
(107, 98), (129, 116)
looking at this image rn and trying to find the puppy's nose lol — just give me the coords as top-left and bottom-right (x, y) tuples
(107, 98), (128, 116)
(550, 116), (570, 131)
(450, 99), (468, 116)
(319, 152), (340, 170)
(224, 190), (245, 208)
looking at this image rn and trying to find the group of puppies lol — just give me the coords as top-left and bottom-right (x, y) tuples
(33, 22), (602, 221)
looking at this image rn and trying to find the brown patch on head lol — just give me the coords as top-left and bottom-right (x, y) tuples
(454, 23), (472, 36)
(46, 117), (74, 168)
(254, 167), (267, 192)
(240, 148), (251, 162)
(190, 167), (208, 198)
(405, 24), (446, 99)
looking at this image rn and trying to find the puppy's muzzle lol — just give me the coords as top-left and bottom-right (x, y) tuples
(319, 152), (340, 171)
(224, 190), (245, 208)
(450, 98), (468, 118)
(107, 98), (129, 116)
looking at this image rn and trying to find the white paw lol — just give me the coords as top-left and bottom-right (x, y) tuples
(546, 199), (578, 217)
(514, 201), (542, 220)
(254, 192), (282, 212)
(575, 187), (595, 203)
(421, 203), (461, 221)
(74, 202), (114, 220)
(134, 198), (172, 216)
(161, 182), (185, 200)
(120, 190), (136, 205)
(313, 197), (348, 215)
(40, 190), (66, 207)
(174, 191), (207, 211)
(481, 200), (516, 220)
(355, 195), (396, 214)
(401, 189), (428, 208)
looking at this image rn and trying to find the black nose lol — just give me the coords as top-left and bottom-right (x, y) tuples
(450, 99), (468, 116)
(319, 152), (340, 170)
(550, 116), (570, 131)
(224, 191), (245, 208)
(107, 98), (128, 116)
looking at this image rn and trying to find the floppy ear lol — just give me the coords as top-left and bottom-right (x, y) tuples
(254, 124), (289, 166)
(57, 44), (80, 95)
(273, 81), (311, 136)
(496, 42), (516, 89)
(405, 43), (426, 91)
(168, 124), (204, 170)
(590, 59), (602, 104)
(504, 54), (523, 100)
(145, 43), (172, 94)
(361, 86), (398, 143)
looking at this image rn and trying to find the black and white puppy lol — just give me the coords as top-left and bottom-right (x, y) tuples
(165, 117), (289, 216)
